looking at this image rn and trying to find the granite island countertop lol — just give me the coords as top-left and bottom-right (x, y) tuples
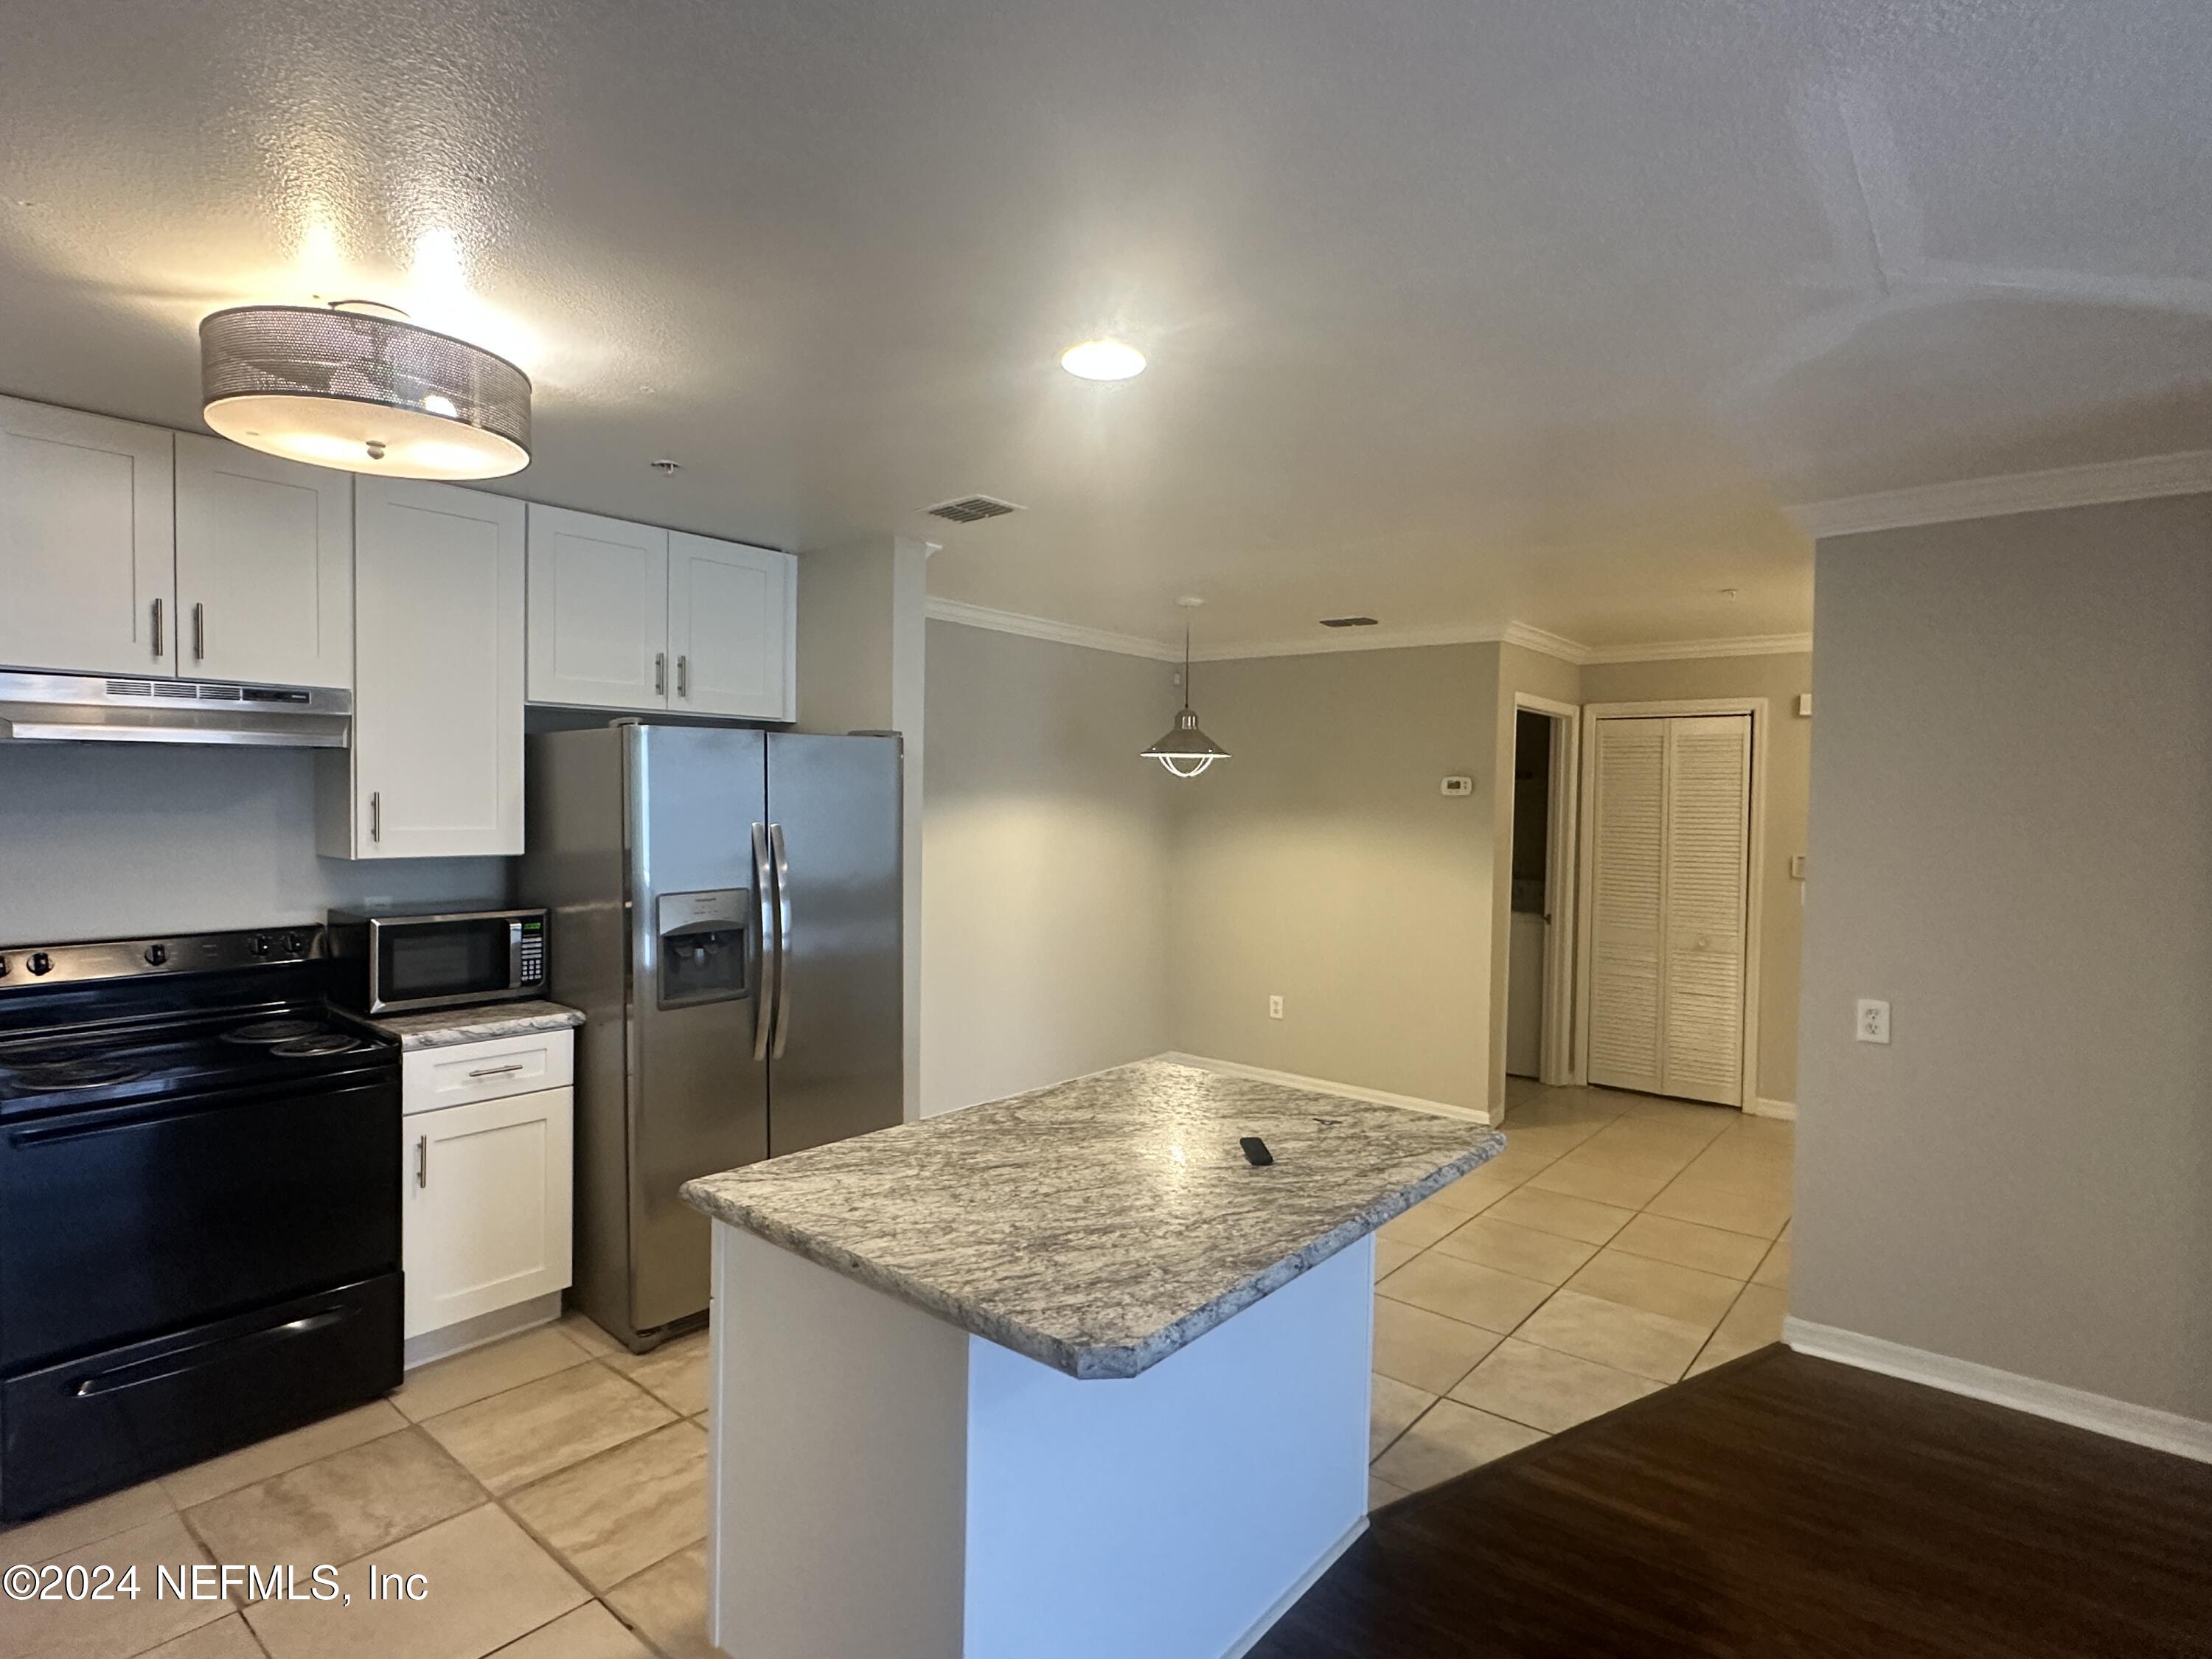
(359, 999), (585, 1050)
(680, 1059), (1501, 1380)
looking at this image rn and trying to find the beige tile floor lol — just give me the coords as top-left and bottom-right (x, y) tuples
(1, 1315), (712, 1659)
(1368, 1079), (1792, 1506)
(4, 1080), (1787, 1657)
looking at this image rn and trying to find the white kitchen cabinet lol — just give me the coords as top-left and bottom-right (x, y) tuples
(526, 504), (671, 709)
(173, 433), (352, 689)
(324, 478), (524, 858)
(0, 397), (174, 677)
(402, 1082), (574, 1341)
(668, 530), (796, 720)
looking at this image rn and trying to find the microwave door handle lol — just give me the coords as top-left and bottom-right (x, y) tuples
(769, 821), (793, 1061)
(751, 821), (776, 1063)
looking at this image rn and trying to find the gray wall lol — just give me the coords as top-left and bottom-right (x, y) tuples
(920, 622), (1178, 1116)
(0, 743), (507, 942)
(1169, 644), (1501, 1111)
(1579, 650), (1813, 1107)
(1796, 495), (2212, 1419)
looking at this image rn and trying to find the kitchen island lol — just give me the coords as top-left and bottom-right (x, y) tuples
(679, 1059), (1500, 1659)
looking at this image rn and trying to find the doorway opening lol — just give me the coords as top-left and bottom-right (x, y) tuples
(1506, 694), (1580, 1088)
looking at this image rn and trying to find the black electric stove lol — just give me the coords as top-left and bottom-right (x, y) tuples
(0, 928), (403, 1523)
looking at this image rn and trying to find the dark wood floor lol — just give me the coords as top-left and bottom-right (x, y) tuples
(1255, 1346), (2212, 1659)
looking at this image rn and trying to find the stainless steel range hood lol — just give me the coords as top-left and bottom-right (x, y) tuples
(0, 671), (350, 748)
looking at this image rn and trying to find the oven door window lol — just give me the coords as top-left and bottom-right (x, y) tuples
(378, 921), (511, 1004)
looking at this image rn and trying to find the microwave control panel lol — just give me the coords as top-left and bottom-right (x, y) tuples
(515, 917), (547, 987)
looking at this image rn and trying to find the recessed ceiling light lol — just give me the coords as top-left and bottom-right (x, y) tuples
(1060, 338), (1147, 381)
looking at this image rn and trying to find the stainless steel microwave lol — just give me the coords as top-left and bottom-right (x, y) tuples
(325, 906), (548, 1015)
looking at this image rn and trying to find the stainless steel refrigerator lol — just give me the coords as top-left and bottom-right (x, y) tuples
(520, 723), (903, 1352)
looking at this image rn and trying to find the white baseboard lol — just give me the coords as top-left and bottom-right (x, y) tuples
(1783, 1317), (2212, 1465)
(1219, 1517), (1367, 1659)
(1747, 1096), (1798, 1121)
(1160, 1052), (1497, 1127)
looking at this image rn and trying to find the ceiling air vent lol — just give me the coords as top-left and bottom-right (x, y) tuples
(1319, 616), (1380, 628)
(925, 494), (1023, 524)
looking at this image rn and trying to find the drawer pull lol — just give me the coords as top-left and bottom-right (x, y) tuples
(467, 1062), (526, 1077)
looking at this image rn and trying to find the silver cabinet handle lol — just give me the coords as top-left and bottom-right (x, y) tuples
(369, 790), (382, 844)
(191, 602), (206, 661)
(655, 653), (667, 695)
(467, 1062), (525, 1077)
(150, 597), (164, 659)
(676, 654), (689, 698)
(414, 1134), (428, 1189)
(751, 821), (776, 1062)
(769, 821), (793, 1061)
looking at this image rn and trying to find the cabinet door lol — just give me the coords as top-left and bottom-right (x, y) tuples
(0, 397), (174, 676)
(667, 532), (795, 720)
(343, 479), (525, 858)
(402, 1087), (574, 1340)
(174, 434), (352, 689)
(526, 504), (669, 709)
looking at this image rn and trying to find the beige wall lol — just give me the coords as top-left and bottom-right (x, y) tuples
(1795, 495), (2212, 1419)
(1579, 651), (1813, 1107)
(920, 622), (1178, 1116)
(1168, 644), (1502, 1111)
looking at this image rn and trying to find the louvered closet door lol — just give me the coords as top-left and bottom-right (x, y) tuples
(1586, 714), (1752, 1105)
(1587, 720), (1667, 1093)
(1659, 717), (1750, 1104)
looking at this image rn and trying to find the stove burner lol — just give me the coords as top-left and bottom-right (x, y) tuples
(223, 1018), (328, 1046)
(271, 1033), (368, 1058)
(15, 1057), (149, 1091)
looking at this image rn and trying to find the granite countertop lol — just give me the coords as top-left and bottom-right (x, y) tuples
(361, 999), (585, 1050)
(681, 1059), (1501, 1380)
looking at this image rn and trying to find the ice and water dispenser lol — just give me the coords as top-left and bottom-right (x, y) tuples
(655, 889), (748, 1008)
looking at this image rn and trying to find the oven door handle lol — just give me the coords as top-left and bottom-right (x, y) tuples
(10, 1099), (260, 1147)
(70, 1306), (355, 1398)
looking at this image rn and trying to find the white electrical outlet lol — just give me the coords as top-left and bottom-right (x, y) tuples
(1268, 995), (1284, 1020)
(1855, 998), (1891, 1044)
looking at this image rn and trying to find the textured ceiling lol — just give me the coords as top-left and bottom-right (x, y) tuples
(4, 0), (2209, 653)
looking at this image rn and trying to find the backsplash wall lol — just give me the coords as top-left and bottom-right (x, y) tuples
(0, 743), (509, 943)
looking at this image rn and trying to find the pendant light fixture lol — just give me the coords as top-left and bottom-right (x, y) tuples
(1142, 597), (1231, 778)
(199, 301), (532, 479)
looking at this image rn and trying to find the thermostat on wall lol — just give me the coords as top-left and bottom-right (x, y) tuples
(1440, 775), (1475, 797)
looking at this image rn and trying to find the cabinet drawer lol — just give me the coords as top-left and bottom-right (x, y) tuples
(402, 1030), (573, 1113)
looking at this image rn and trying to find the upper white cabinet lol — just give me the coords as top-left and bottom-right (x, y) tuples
(0, 397), (174, 677)
(174, 434), (352, 689)
(326, 478), (525, 859)
(526, 504), (670, 710)
(669, 532), (795, 720)
(526, 509), (795, 722)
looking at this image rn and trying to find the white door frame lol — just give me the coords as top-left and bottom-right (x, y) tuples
(1512, 692), (1582, 1087)
(1573, 698), (1769, 1110)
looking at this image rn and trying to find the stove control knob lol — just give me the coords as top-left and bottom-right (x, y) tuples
(145, 942), (169, 967)
(248, 933), (271, 957)
(0, 955), (9, 977)
(27, 951), (52, 976)
(283, 931), (307, 955)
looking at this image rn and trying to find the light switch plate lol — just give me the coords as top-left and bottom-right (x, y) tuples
(1796, 693), (1813, 717)
(1855, 998), (1891, 1044)
(1789, 854), (1807, 880)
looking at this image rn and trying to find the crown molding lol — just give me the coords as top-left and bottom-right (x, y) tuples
(1786, 449), (2212, 540)
(922, 597), (1180, 661)
(927, 597), (1809, 669)
(1581, 633), (1812, 664)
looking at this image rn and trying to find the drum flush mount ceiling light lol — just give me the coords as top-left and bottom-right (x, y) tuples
(199, 301), (532, 479)
(1142, 597), (1231, 779)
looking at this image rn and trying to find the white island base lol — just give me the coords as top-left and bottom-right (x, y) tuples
(706, 1225), (1374, 1659)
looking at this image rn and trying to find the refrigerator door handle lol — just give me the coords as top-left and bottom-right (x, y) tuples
(769, 821), (794, 1060)
(751, 821), (777, 1062)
